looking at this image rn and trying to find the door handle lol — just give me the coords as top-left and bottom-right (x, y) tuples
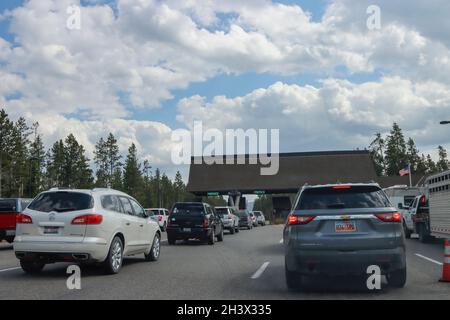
(126, 222), (131, 226)
(140, 224), (144, 227)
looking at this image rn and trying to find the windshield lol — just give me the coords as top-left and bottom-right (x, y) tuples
(145, 209), (156, 216)
(28, 192), (94, 213)
(297, 186), (391, 210)
(171, 203), (205, 215)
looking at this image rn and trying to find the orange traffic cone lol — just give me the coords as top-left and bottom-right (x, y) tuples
(440, 240), (450, 282)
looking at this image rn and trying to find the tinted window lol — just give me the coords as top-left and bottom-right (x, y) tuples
(145, 209), (155, 217)
(171, 203), (205, 215)
(254, 212), (261, 217)
(147, 209), (159, 215)
(296, 186), (391, 210)
(20, 200), (32, 211)
(129, 199), (145, 218)
(215, 208), (229, 216)
(28, 192), (93, 213)
(0, 199), (17, 213)
(236, 211), (248, 217)
(119, 197), (134, 215)
(101, 195), (122, 213)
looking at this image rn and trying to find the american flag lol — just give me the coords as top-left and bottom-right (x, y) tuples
(399, 166), (410, 176)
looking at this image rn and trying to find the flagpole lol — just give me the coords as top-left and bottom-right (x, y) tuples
(409, 163), (412, 187)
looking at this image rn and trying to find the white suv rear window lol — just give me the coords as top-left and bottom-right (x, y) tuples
(28, 192), (94, 213)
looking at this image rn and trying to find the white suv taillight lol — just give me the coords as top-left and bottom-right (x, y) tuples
(72, 214), (103, 225)
(16, 213), (33, 224)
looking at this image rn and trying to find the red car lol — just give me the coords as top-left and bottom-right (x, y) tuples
(0, 198), (33, 243)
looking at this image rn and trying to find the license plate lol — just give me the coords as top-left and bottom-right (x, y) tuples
(43, 226), (60, 234)
(183, 228), (191, 232)
(335, 221), (357, 232)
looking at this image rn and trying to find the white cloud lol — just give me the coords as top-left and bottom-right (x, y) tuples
(177, 78), (450, 154)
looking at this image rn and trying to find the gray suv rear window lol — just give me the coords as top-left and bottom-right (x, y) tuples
(28, 192), (94, 213)
(0, 199), (17, 212)
(296, 186), (391, 210)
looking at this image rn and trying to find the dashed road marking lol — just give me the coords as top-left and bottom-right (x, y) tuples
(251, 262), (270, 279)
(415, 253), (442, 266)
(0, 267), (21, 273)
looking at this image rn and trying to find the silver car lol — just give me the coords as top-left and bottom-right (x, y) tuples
(14, 188), (161, 275)
(284, 183), (406, 289)
(215, 206), (240, 234)
(252, 211), (266, 226)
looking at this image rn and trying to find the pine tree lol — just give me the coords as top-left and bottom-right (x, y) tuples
(426, 154), (437, 174)
(0, 110), (15, 197)
(406, 138), (421, 172)
(123, 143), (143, 201)
(437, 145), (449, 172)
(369, 133), (385, 176)
(385, 123), (408, 176)
(173, 171), (186, 202)
(62, 134), (93, 188)
(94, 133), (122, 188)
(28, 123), (46, 196)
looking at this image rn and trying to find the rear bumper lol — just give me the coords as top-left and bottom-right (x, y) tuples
(13, 236), (109, 262)
(222, 220), (234, 229)
(166, 227), (211, 240)
(0, 228), (15, 239)
(285, 247), (406, 276)
(238, 221), (250, 227)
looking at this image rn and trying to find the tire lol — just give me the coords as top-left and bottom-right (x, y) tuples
(168, 236), (176, 245)
(217, 227), (224, 242)
(285, 263), (302, 290)
(208, 230), (215, 245)
(386, 267), (407, 288)
(104, 236), (123, 275)
(5, 236), (14, 244)
(247, 225), (251, 230)
(20, 260), (45, 274)
(229, 226), (235, 234)
(403, 222), (412, 239)
(235, 226), (240, 233)
(145, 233), (161, 262)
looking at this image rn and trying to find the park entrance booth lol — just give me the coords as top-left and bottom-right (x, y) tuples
(186, 150), (423, 219)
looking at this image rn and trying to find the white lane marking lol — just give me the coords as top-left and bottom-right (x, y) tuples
(415, 253), (443, 266)
(279, 238), (283, 244)
(251, 262), (270, 279)
(0, 267), (21, 273)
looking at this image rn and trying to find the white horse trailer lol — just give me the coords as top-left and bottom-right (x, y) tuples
(427, 170), (450, 239)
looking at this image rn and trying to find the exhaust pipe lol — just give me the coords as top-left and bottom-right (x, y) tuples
(72, 254), (89, 261)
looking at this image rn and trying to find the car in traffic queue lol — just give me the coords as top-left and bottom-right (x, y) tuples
(145, 208), (170, 231)
(14, 188), (161, 275)
(215, 206), (240, 234)
(236, 210), (253, 230)
(249, 212), (258, 227)
(252, 211), (266, 226)
(284, 183), (407, 289)
(166, 202), (224, 245)
(0, 198), (33, 243)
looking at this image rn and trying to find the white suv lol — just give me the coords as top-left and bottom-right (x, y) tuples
(14, 188), (161, 275)
(145, 208), (169, 231)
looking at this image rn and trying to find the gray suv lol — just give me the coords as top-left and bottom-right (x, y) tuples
(284, 183), (406, 289)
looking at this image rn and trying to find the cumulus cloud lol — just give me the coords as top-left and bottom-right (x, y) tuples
(0, 0), (449, 177)
(177, 78), (450, 154)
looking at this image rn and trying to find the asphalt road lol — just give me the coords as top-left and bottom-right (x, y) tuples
(0, 225), (448, 300)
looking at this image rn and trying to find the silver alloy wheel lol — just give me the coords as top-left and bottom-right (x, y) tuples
(111, 241), (122, 271)
(153, 236), (160, 258)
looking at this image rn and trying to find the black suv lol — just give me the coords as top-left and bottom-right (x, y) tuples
(167, 202), (224, 245)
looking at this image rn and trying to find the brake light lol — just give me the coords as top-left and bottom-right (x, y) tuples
(71, 214), (103, 225)
(167, 219), (171, 226)
(203, 218), (209, 228)
(287, 215), (315, 225)
(421, 195), (426, 205)
(158, 215), (163, 221)
(375, 212), (401, 222)
(332, 185), (351, 189)
(16, 213), (33, 224)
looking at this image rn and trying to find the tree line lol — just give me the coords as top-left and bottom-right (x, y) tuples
(0, 109), (189, 208)
(369, 122), (449, 176)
